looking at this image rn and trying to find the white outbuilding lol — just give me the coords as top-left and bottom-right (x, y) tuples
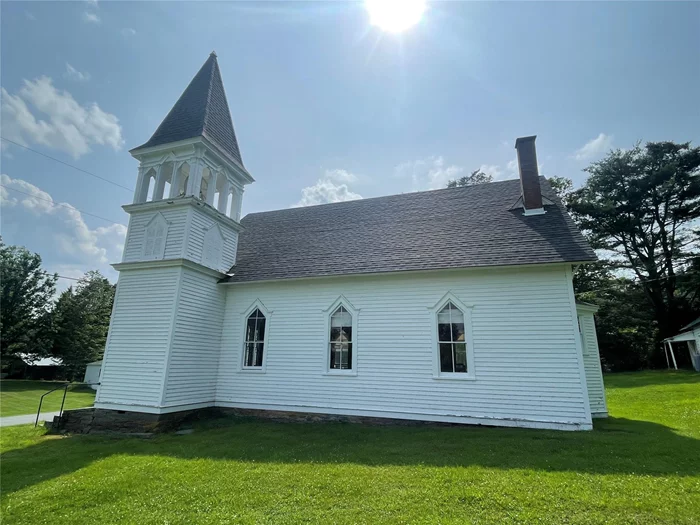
(83, 361), (103, 390)
(663, 318), (700, 372)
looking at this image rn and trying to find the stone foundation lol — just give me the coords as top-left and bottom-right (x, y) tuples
(50, 407), (217, 435)
(51, 406), (454, 435)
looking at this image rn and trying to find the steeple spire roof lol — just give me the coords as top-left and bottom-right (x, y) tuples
(134, 53), (244, 166)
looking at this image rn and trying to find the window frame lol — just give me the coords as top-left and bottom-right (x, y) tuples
(322, 296), (359, 376)
(239, 300), (272, 373)
(429, 292), (475, 380)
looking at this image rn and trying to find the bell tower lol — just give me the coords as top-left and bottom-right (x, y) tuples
(94, 53), (253, 416)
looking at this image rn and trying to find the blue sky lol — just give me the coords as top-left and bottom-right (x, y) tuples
(1, 1), (699, 288)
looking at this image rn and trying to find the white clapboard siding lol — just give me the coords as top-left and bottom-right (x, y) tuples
(122, 207), (189, 262)
(185, 208), (239, 272)
(217, 265), (592, 429)
(579, 313), (608, 416)
(163, 269), (225, 405)
(96, 267), (181, 407)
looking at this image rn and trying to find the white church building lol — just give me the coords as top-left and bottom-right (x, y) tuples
(91, 53), (607, 432)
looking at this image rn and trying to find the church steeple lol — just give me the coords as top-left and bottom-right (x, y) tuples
(128, 53), (253, 224)
(133, 52), (244, 167)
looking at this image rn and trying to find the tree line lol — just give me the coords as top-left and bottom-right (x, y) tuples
(0, 242), (115, 380)
(448, 141), (700, 371)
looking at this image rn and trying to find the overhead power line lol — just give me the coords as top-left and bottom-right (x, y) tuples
(1, 184), (125, 226)
(0, 136), (134, 192)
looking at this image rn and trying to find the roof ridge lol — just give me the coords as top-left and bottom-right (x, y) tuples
(201, 54), (217, 141)
(245, 177), (528, 218)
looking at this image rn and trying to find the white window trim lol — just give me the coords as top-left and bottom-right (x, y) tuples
(429, 292), (476, 381)
(141, 212), (169, 260)
(322, 295), (359, 377)
(238, 299), (272, 373)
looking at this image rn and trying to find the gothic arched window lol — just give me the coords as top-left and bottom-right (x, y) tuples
(243, 307), (267, 368)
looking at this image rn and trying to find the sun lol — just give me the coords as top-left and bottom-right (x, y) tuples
(365, 0), (426, 33)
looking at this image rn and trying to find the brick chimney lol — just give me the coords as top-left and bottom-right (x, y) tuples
(515, 135), (544, 215)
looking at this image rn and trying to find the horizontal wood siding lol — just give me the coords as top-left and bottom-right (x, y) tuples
(217, 266), (592, 427)
(185, 209), (239, 272)
(122, 207), (189, 262)
(579, 313), (607, 415)
(96, 267), (180, 407)
(163, 269), (225, 405)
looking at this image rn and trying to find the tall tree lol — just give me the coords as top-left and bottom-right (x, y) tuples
(568, 141), (700, 342)
(547, 176), (574, 204)
(0, 242), (57, 359)
(51, 271), (115, 379)
(447, 169), (493, 188)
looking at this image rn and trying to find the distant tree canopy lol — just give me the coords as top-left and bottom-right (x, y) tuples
(569, 141), (700, 347)
(447, 169), (493, 188)
(0, 242), (116, 380)
(0, 242), (57, 360)
(51, 271), (115, 380)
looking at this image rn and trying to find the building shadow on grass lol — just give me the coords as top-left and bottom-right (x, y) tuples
(2, 415), (699, 496)
(603, 370), (700, 388)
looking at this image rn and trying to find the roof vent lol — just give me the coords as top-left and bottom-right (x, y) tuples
(515, 135), (545, 216)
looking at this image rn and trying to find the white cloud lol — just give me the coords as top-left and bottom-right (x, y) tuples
(82, 11), (101, 24)
(0, 174), (126, 282)
(86, 0), (99, 6)
(574, 133), (613, 161)
(121, 28), (137, 37)
(25, 11), (36, 20)
(394, 156), (465, 191)
(295, 180), (362, 207)
(324, 169), (357, 183)
(478, 164), (508, 181)
(64, 63), (91, 82)
(1, 76), (123, 158)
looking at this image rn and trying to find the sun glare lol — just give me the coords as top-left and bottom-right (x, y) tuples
(365, 0), (426, 33)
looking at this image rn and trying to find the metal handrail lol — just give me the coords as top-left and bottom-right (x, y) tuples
(34, 382), (100, 427)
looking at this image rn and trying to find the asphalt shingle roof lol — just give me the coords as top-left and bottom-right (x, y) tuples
(133, 53), (244, 166)
(223, 178), (596, 283)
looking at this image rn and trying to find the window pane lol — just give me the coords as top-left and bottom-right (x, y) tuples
(244, 342), (255, 367)
(341, 326), (352, 343)
(450, 308), (464, 324)
(256, 317), (266, 342)
(438, 323), (451, 342)
(454, 343), (467, 373)
(451, 323), (465, 342)
(439, 343), (454, 373)
(254, 342), (264, 367)
(331, 310), (352, 327)
(330, 343), (340, 369)
(245, 317), (256, 342)
(330, 327), (341, 342)
(344, 343), (352, 370)
(437, 308), (451, 324)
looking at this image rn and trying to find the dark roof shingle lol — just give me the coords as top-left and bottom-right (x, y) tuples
(223, 178), (596, 283)
(133, 53), (244, 166)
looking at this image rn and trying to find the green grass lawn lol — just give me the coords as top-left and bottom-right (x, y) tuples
(0, 380), (96, 417)
(1, 371), (699, 524)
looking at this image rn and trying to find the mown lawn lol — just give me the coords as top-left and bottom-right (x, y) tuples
(1, 371), (698, 524)
(0, 380), (96, 417)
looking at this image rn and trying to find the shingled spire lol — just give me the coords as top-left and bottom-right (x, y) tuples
(133, 52), (244, 166)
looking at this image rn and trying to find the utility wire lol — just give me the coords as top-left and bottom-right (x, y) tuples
(1, 184), (125, 226)
(0, 136), (134, 192)
(575, 271), (700, 296)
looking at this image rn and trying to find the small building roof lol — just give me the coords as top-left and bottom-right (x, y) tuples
(132, 52), (244, 167)
(18, 354), (62, 367)
(223, 177), (596, 284)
